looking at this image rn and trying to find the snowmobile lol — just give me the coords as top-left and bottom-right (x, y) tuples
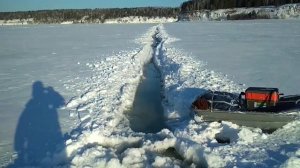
(192, 87), (300, 130)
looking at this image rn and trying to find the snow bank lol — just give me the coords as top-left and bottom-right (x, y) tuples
(0, 17), (177, 26)
(0, 18), (34, 25)
(105, 16), (177, 24)
(179, 3), (300, 21)
(61, 21), (74, 24)
(277, 3), (300, 19)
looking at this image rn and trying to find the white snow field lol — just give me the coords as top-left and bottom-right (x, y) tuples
(165, 20), (300, 95)
(0, 24), (153, 167)
(1, 20), (300, 167)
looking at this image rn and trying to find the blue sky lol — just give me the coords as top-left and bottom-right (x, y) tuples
(0, 0), (186, 12)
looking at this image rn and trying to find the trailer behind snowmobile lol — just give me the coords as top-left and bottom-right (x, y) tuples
(192, 87), (300, 130)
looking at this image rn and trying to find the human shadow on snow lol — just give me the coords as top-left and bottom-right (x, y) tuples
(10, 81), (67, 167)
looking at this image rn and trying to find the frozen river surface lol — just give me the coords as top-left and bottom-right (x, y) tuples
(0, 20), (300, 167)
(0, 24), (152, 166)
(165, 20), (300, 95)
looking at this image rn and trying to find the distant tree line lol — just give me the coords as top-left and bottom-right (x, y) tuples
(0, 7), (179, 23)
(181, 0), (300, 12)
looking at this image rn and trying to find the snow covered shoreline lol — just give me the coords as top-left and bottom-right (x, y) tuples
(179, 3), (300, 21)
(0, 16), (177, 26)
(0, 18), (34, 25)
(1, 3), (300, 26)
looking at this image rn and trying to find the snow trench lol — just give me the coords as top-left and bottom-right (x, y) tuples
(38, 24), (300, 168)
(57, 25), (217, 167)
(127, 29), (166, 133)
(59, 25), (192, 167)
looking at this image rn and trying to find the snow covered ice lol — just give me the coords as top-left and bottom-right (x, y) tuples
(1, 20), (300, 167)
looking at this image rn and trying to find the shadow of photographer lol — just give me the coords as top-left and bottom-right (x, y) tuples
(11, 81), (67, 167)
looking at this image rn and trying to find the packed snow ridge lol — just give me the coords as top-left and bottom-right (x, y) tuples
(34, 25), (300, 167)
(179, 3), (300, 21)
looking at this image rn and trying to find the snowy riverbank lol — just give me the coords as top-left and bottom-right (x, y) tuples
(0, 16), (177, 26)
(1, 3), (300, 26)
(179, 3), (300, 21)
